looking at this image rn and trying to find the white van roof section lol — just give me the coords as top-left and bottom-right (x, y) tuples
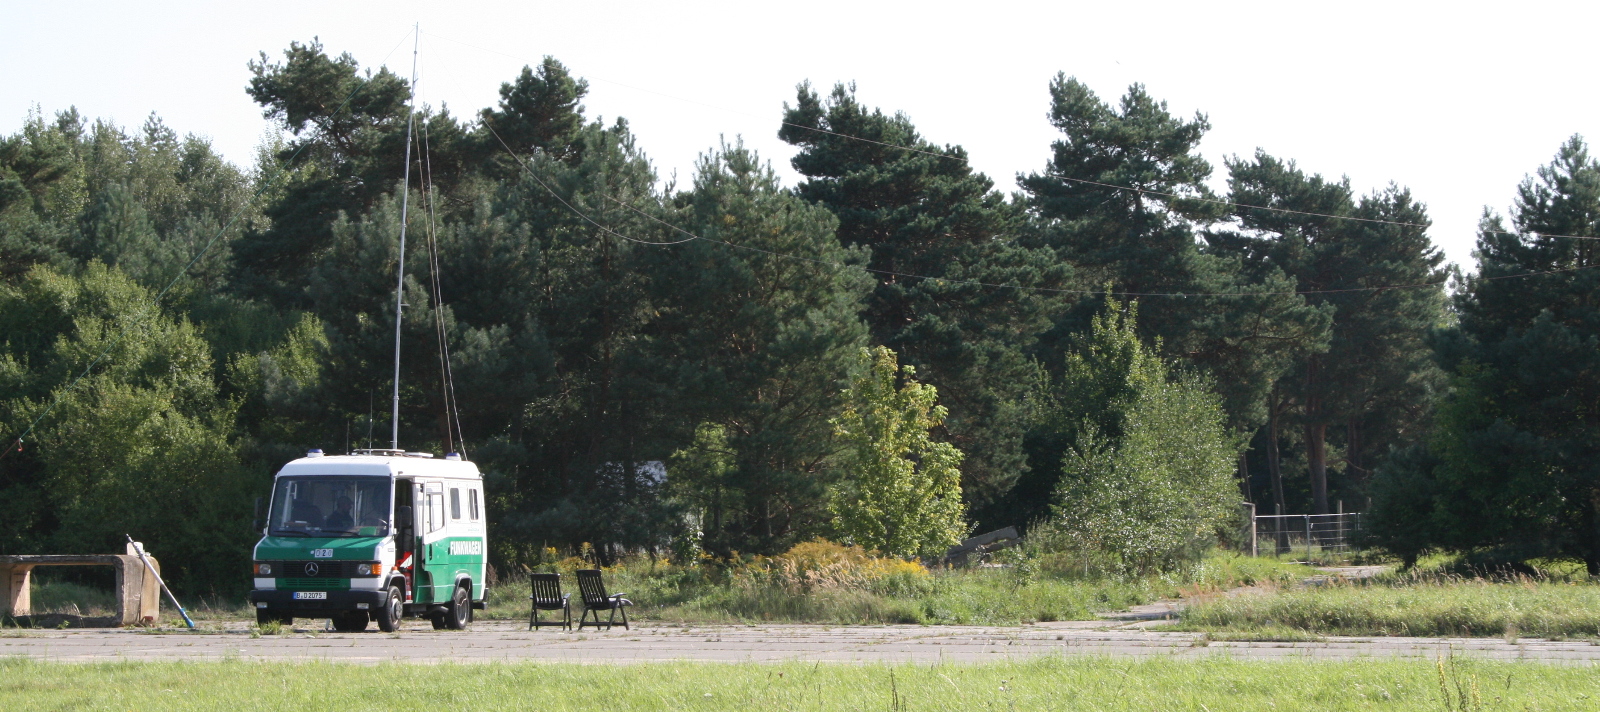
(276, 454), (482, 480)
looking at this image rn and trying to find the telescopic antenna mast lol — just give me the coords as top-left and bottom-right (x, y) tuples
(391, 25), (419, 450)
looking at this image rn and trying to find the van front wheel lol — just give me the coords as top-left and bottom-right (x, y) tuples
(375, 585), (403, 633)
(444, 584), (471, 630)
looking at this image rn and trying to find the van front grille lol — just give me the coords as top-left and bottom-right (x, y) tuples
(278, 578), (343, 589)
(269, 561), (372, 577)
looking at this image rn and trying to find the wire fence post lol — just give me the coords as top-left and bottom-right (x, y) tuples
(1304, 515), (1313, 560)
(1244, 502), (1257, 557)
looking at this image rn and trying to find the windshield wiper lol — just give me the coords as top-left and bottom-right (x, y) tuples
(269, 530), (312, 537)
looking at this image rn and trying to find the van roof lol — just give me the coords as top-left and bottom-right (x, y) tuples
(276, 454), (482, 480)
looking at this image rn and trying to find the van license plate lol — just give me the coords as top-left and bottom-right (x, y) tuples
(293, 592), (327, 600)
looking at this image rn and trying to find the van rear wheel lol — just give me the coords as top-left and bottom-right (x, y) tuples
(444, 584), (471, 630)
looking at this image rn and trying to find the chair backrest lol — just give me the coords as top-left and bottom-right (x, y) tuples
(529, 573), (563, 604)
(575, 569), (609, 607)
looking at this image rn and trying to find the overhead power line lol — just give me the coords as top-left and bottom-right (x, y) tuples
(474, 104), (1599, 300)
(422, 29), (1600, 245)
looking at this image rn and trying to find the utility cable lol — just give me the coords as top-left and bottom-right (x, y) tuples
(423, 29), (1600, 245)
(480, 118), (695, 245)
(416, 61), (468, 458)
(476, 108), (1600, 299)
(2, 28), (418, 462)
(427, 40), (1597, 300)
(390, 27), (420, 451)
(424, 35), (1600, 299)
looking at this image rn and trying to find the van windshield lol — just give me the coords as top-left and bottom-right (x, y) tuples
(269, 476), (391, 537)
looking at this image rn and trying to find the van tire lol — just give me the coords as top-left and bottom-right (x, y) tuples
(375, 585), (403, 633)
(444, 583), (471, 630)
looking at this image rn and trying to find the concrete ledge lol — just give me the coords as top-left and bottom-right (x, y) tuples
(1, 554), (161, 627)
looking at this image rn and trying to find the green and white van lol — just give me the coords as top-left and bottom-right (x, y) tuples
(249, 449), (487, 631)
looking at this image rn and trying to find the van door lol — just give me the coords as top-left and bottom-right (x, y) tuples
(394, 479), (415, 602)
(417, 481), (450, 603)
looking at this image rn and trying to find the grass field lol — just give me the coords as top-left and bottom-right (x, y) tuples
(1181, 573), (1600, 639)
(3, 656), (1597, 710)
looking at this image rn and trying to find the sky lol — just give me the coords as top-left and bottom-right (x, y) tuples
(6, 0), (1597, 271)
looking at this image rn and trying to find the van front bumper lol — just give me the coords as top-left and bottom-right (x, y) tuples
(250, 589), (386, 616)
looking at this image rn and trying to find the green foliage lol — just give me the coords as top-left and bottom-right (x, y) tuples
(0, 43), (1482, 599)
(636, 141), (872, 554)
(1010, 78), (1330, 529)
(1218, 151), (1445, 515)
(829, 347), (966, 559)
(478, 57), (589, 167)
(780, 83), (1068, 520)
(1041, 299), (1241, 572)
(0, 264), (256, 593)
(665, 422), (733, 560)
(1371, 136), (1600, 574)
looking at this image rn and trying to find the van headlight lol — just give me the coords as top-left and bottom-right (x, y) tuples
(356, 563), (383, 576)
(254, 563), (273, 576)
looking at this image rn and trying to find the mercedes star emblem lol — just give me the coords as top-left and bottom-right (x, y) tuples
(304, 562), (319, 577)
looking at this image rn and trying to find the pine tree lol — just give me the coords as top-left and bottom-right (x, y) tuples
(1380, 136), (1600, 572)
(780, 82), (1067, 523)
(1014, 77), (1319, 522)
(642, 140), (872, 552)
(233, 39), (416, 302)
(1220, 151), (1444, 514)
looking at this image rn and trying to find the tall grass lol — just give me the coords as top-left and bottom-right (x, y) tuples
(3, 657), (1596, 711)
(1182, 571), (1600, 638)
(24, 580), (118, 617)
(484, 541), (1312, 625)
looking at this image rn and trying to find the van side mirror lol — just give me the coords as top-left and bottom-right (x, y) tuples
(253, 496), (265, 531)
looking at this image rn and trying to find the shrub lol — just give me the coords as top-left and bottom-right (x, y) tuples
(1044, 299), (1241, 574)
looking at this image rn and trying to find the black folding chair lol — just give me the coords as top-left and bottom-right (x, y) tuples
(527, 573), (572, 631)
(576, 569), (632, 630)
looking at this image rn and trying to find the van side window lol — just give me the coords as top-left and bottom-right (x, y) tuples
(469, 489), (480, 520)
(450, 488), (461, 520)
(427, 493), (444, 533)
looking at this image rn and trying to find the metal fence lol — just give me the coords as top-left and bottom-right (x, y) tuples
(1244, 511), (1364, 557)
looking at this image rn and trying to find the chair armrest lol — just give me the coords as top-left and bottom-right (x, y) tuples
(608, 593), (628, 599)
(561, 593), (571, 601)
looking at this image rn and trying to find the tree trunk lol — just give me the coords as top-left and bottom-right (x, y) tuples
(1266, 394), (1287, 517)
(1266, 394), (1289, 553)
(1588, 490), (1600, 577)
(1346, 418), (1365, 486)
(1306, 422), (1329, 515)
(1237, 451), (1252, 502)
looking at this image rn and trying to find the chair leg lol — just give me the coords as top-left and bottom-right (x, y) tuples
(529, 606), (538, 631)
(564, 602), (572, 631)
(620, 605), (629, 631)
